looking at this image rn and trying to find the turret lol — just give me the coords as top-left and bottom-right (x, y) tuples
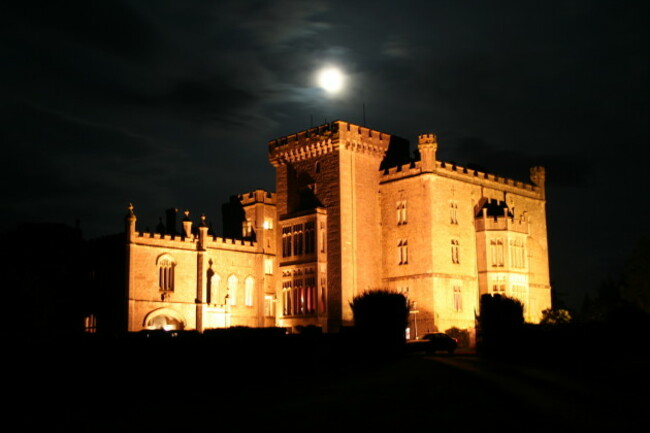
(125, 203), (136, 234)
(198, 214), (209, 249)
(418, 133), (438, 172)
(530, 166), (546, 198)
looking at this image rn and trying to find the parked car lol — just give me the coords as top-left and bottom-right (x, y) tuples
(408, 332), (458, 354)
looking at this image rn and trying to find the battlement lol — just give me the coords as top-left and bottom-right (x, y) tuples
(238, 189), (276, 206)
(418, 133), (437, 146)
(475, 215), (529, 234)
(381, 160), (422, 181)
(268, 120), (393, 165)
(133, 230), (257, 251)
(203, 235), (258, 252)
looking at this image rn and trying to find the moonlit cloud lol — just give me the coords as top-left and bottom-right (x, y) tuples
(1, 0), (648, 309)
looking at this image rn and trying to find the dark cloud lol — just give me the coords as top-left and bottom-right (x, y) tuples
(1, 0), (648, 309)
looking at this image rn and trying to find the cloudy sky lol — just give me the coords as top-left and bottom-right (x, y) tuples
(2, 0), (648, 308)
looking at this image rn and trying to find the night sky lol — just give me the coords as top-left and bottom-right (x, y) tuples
(2, 1), (648, 309)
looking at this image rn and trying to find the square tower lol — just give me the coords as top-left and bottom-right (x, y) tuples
(268, 121), (408, 331)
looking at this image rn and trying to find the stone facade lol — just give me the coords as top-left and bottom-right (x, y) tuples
(124, 121), (552, 339)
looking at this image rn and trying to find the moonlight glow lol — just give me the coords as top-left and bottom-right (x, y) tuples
(317, 67), (344, 94)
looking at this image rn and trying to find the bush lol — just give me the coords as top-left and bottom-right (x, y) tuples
(350, 290), (410, 351)
(476, 294), (524, 355)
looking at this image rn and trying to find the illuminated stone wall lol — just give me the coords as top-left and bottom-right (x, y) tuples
(125, 193), (275, 332)
(123, 120), (552, 337)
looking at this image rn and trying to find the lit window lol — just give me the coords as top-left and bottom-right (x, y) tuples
(305, 274), (317, 314)
(451, 240), (460, 264)
(209, 273), (222, 304)
(242, 220), (253, 238)
(264, 295), (275, 317)
(227, 274), (238, 305)
(320, 222), (326, 253)
(263, 218), (273, 230)
(293, 278), (304, 315)
(158, 254), (175, 292)
(282, 281), (292, 316)
(245, 276), (255, 307)
(282, 226), (292, 257)
(293, 224), (304, 256)
(264, 258), (274, 275)
(84, 314), (97, 333)
(453, 286), (462, 312)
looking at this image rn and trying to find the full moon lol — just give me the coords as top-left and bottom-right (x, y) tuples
(317, 67), (344, 94)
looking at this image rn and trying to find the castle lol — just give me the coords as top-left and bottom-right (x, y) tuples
(123, 120), (552, 340)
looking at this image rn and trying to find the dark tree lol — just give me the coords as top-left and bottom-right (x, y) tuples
(620, 236), (650, 314)
(350, 290), (410, 352)
(476, 294), (524, 355)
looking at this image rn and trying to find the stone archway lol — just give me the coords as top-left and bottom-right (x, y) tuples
(143, 308), (186, 331)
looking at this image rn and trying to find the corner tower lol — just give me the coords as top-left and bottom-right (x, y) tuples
(269, 121), (399, 331)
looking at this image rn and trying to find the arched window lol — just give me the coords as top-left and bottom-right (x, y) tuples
(157, 254), (176, 291)
(227, 274), (238, 306)
(209, 273), (222, 304)
(245, 276), (255, 307)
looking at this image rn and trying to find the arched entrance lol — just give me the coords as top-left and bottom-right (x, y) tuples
(143, 308), (186, 331)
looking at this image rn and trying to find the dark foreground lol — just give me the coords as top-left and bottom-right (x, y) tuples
(6, 336), (646, 432)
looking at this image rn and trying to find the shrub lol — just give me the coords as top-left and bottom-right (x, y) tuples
(350, 290), (410, 350)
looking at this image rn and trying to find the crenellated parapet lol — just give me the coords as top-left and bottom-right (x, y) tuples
(380, 160), (422, 182)
(238, 189), (276, 206)
(475, 215), (529, 234)
(132, 230), (257, 251)
(268, 120), (392, 166)
(126, 204), (258, 252)
(434, 161), (542, 198)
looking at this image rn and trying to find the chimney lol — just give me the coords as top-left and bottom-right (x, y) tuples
(182, 210), (193, 238)
(165, 208), (178, 235)
(198, 214), (209, 249)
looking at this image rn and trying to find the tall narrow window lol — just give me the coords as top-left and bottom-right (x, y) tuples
(293, 224), (304, 255)
(282, 281), (292, 316)
(242, 220), (253, 238)
(320, 277), (327, 313)
(453, 286), (462, 312)
(227, 274), (238, 306)
(264, 258), (274, 275)
(496, 239), (504, 267)
(305, 221), (316, 254)
(264, 295), (275, 317)
(245, 276), (255, 307)
(305, 274), (316, 314)
(398, 240), (408, 265)
(320, 222), (326, 253)
(158, 255), (175, 292)
(210, 273), (222, 304)
(397, 201), (407, 225)
(451, 240), (460, 264)
(450, 201), (458, 224)
(84, 314), (97, 333)
(282, 226), (292, 257)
